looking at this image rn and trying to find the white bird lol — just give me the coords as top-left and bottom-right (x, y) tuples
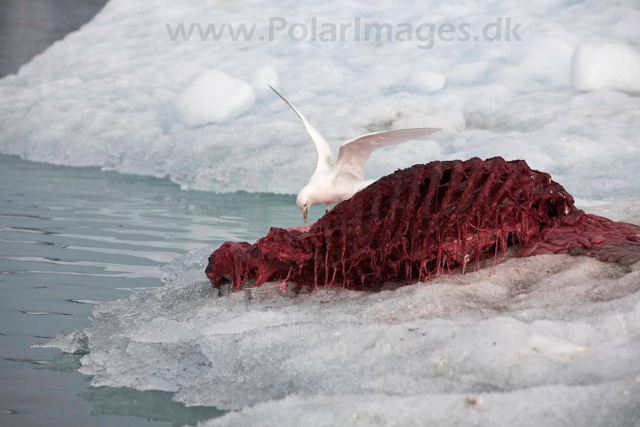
(270, 86), (440, 223)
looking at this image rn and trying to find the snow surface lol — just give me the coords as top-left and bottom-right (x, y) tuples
(571, 43), (640, 93)
(1, 0), (640, 199)
(41, 202), (640, 426)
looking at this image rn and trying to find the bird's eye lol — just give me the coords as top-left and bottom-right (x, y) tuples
(304, 203), (307, 207)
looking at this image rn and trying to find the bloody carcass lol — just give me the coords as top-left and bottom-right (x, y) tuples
(206, 157), (640, 291)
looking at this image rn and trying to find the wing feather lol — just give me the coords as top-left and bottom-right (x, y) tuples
(333, 128), (440, 183)
(269, 86), (335, 177)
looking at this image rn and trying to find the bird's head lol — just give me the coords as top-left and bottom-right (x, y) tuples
(296, 186), (314, 223)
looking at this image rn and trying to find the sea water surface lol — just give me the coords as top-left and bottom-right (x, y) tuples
(0, 154), (313, 426)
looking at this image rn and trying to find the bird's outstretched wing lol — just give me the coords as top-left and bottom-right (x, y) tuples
(333, 128), (440, 183)
(269, 86), (335, 177)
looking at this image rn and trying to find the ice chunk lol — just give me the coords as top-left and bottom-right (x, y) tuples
(34, 330), (88, 354)
(409, 71), (446, 93)
(571, 43), (640, 93)
(173, 70), (256, 127)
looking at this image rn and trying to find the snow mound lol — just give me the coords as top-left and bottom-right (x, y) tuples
(45, 203), (640, 425)
(173, 70), (256, 127)
(409, 71), (446, 93)
(571, 43), (640, 93)
(1, 0), (639, 197)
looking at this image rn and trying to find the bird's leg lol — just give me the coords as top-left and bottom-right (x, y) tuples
(325, 203), (332, 214)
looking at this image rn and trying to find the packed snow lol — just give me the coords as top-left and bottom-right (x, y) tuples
(199, 385), (640, 427)
(1, 0), (639, 198)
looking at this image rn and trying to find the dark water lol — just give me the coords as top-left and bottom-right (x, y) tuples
(0, 0), (108, 76)
(0, 155), (308, 426)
